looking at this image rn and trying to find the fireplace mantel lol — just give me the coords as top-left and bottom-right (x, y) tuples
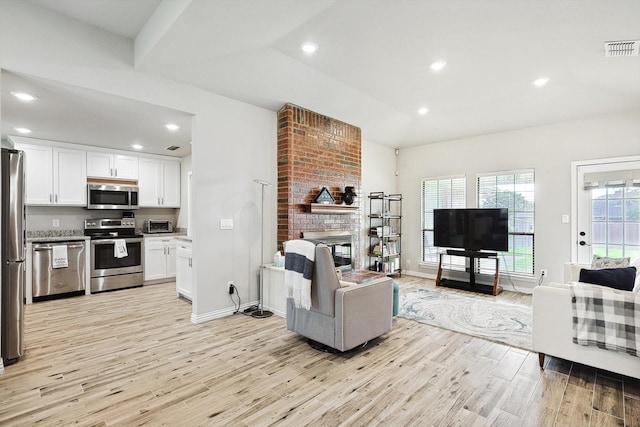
(310, 203), (359, 214)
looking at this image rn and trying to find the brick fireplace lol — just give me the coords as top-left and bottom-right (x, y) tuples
(277, 104), (362, 269)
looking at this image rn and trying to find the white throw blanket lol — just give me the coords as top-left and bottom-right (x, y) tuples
(284, 240), (316, 310)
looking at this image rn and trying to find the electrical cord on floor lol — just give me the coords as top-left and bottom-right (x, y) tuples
(499, 254), (519, 293)
(536, 271), (545, 287)
(228, 285), (260, 315)
(241, 305), (259, 315)
(229, 288), (241, 314)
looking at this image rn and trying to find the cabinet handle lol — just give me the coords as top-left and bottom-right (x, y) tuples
(161, 197), (164, 205)
(110, 168), (113, 176)
(55, 194), (58, 203)
(114, 168), (118, 177)
(49, 194), (53, 203)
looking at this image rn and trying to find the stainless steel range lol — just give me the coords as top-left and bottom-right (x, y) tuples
(85, 218), (143, 292)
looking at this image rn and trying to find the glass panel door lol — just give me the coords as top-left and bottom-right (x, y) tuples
(576, 160), (640, 263)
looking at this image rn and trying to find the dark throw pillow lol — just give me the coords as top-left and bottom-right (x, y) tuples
(579, 267), (637, 291)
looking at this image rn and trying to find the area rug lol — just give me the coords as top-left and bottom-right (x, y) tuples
(398, 288), (532, 351)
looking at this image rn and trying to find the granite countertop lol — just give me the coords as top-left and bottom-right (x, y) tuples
(27, 230), (88, 243)
(142, 232), (188, 238)
(27, 235), (90, 243)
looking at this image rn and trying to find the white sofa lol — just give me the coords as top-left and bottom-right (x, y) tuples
(532, 263), (640, 379)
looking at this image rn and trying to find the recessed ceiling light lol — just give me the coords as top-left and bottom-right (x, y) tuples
(14, 127), (32, 134)
(301, 42), (318, 54)
(532, 77), (550, 87)
(11, 91), (37, 101)
(131, 144), (144, 150)
(164, 123), (180, 131)
(430, 61), (447, 72)
(417, 107), (429, 115)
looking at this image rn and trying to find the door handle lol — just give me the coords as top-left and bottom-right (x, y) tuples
(579, 241), (591, 246)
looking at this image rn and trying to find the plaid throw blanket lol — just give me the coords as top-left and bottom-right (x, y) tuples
(569, 284), (640, 357)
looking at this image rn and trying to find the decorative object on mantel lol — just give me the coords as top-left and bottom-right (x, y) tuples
(312, 187), (335, 204)
(309, 186), (358, 213)
(252, 178), (273, 319)
(342, 186), (357, 205)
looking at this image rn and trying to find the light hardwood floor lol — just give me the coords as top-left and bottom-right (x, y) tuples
(1, 278), (638, 426)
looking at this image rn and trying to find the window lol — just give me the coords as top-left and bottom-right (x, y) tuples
(421, 176), (466, 263)
(477, 170), (535, 275)
(590, 186), (640, 260)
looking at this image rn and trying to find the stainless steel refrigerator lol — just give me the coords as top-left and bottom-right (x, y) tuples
(1, 148), (25, 365)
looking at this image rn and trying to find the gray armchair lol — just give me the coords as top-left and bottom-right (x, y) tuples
(286, 243), (394, 351)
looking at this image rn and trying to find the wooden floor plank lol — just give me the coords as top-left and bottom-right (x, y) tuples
(0, 278), (638, 426)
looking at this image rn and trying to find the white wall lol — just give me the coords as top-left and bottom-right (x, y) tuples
(177, 154), (192, 231)
(0, 1), (277, 320)
(398, 109), (640, 289)
(361, 140), (398, 269)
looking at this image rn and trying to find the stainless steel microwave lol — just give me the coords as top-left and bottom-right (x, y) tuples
(87, 183), (139, 210)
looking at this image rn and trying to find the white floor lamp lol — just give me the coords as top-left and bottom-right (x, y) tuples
(252, 179), (273, 318)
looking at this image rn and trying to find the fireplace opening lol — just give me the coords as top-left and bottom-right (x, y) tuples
(303, 231), (353, 272)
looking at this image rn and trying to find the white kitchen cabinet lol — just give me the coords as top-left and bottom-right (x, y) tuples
(54, 148), (88, 205)
(176, 240), (192, 300)
(144, 237), (176, 283)
(138, 158), (181, 207)
(87, 151), (138, 179)
(12, 139), (86, 206)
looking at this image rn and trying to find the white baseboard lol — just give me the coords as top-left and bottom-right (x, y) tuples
(190, 300), (259, 324)
(401, 269), (436, 279)
(263, 305), (285, 318)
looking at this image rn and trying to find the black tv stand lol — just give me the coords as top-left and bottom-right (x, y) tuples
(436, 250), (502, 296)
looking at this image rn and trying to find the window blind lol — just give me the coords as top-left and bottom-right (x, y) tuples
(421, 176), (466, 263)
(583, 169), (640, 189)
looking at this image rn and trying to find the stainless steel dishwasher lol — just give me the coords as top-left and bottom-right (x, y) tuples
(32, 240), (87, 297)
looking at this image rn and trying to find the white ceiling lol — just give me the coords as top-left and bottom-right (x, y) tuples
(6, 0), (640, 151)
(1, 71), (193, 157)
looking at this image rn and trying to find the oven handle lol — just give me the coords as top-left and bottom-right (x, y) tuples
(91, 238), (143, 245)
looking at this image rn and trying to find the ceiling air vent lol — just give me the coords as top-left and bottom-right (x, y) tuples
(604, 40), (639, 57)
(165, 145), (181, 151)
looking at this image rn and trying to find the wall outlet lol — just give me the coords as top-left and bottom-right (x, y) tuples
(52, 219), (60, 227)
(228, 281), (234, 294)
(540, 269), (548, 277)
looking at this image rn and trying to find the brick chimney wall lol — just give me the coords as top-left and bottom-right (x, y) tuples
(277, 104), (362, 269)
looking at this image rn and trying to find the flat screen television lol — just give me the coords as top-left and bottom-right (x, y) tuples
(433, 208), (509, 252)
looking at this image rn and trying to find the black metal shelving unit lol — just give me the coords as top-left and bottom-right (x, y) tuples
(368, 192), (402, 277)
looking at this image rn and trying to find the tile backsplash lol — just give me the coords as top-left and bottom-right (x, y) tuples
(26, 206), (178, 233)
